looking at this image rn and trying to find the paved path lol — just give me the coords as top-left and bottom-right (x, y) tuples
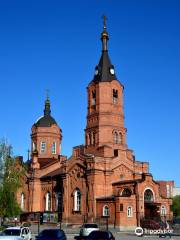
(65, 232), (180, 240)
(28, 224), (180, 240)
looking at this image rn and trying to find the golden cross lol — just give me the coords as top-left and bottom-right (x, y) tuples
(46, 89), (50, 100)
(102, 15), (107, 29)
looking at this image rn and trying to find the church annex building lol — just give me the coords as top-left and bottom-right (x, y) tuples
(17, 21), (173, 230)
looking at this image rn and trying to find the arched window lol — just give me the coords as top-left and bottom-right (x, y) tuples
(113, 89), (118, 104)
(86, 134), (88, 146)
(127, 206), (133, 217)
(45, 192), (51, 211)
(114, 132), (118, 144)
(118, 132), (123, 144)
(21, 193), (25, 210)
(59, 143), (62, 154)
(32, 142), (36, 151)
(89, 133), (92, 145)
(121, 188), (132, 197)
(103, 205), (109, 216)
(52, 142), (56, 154)
(144, 189), (154, 203)
(161, 205), (167, 216)
(92, 90), (96, 106)
(74, 189), (81, 211)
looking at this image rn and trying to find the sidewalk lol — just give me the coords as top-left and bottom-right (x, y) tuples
(29, 223), (134, 235)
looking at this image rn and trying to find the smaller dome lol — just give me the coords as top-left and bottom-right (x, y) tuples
(34, 97), (57, 128)
(35, 115), (57, 127)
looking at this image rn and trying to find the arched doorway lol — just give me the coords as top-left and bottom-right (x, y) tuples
(144, 189), (159, 220)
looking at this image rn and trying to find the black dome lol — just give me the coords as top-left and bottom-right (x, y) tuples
(34, 97), (57, 127)
(35, 115), (57, 127)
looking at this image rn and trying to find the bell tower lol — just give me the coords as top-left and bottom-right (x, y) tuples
(85, 17), (127, 157)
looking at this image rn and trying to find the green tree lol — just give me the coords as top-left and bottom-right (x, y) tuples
(0, 139), (25, 224)
(172, 195), (180, 217)
(0, 138), (12, 184)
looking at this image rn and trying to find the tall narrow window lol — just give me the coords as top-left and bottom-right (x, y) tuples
(161, 205), (167, 216)
(56, 192), (62, 211)
(92, 90), (96, 106)
(103, 205), (109, 216)
(60, 143), (62, 153)
(41, 142), (46, 153)
(166, 184), (170, 198)
(32, 142), (37, 151)
(127, 206), (133, 217)
(86, 134), (88, 146)
(118, 132), (123, 144)
(52, 142), (56, 154)
(21, 193), (25, 210)
(114, 149), (118, 157)
(113, 89), (118, 104)
(114, 132), (118, 144)
(93, 132), (96, 145)
(45, 192), (51, 211)
(89, 133), (92, 145)
(74, 189), (81, 211)
(120, 204), (123, 212)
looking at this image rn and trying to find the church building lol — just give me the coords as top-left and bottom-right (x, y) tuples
(18, 20), (173, 230)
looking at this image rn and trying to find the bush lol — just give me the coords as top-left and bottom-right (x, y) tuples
(0, 225), (5, 231)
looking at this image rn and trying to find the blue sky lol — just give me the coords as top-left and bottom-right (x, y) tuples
(0, 0), (179, 186)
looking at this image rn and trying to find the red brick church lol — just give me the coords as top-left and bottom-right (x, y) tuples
(18, 20), (173, 230)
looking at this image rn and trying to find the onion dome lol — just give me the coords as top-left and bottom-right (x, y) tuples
(34, 97), (57, 127)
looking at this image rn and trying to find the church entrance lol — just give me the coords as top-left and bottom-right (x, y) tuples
(53, 176), (64, 222)
(144, 189), (160, 220)
(144, 203), (160, 220)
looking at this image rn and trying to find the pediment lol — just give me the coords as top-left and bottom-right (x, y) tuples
(67, 157), (86, 173)
(113, 163), (133, 174)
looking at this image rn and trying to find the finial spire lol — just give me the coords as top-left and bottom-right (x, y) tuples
(101, 15), (109, 51)
(27, 149), (30, 161)
(44, 90), (51, 116)
(46, 89), (49, 100)
(102, 15), (107, 29)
